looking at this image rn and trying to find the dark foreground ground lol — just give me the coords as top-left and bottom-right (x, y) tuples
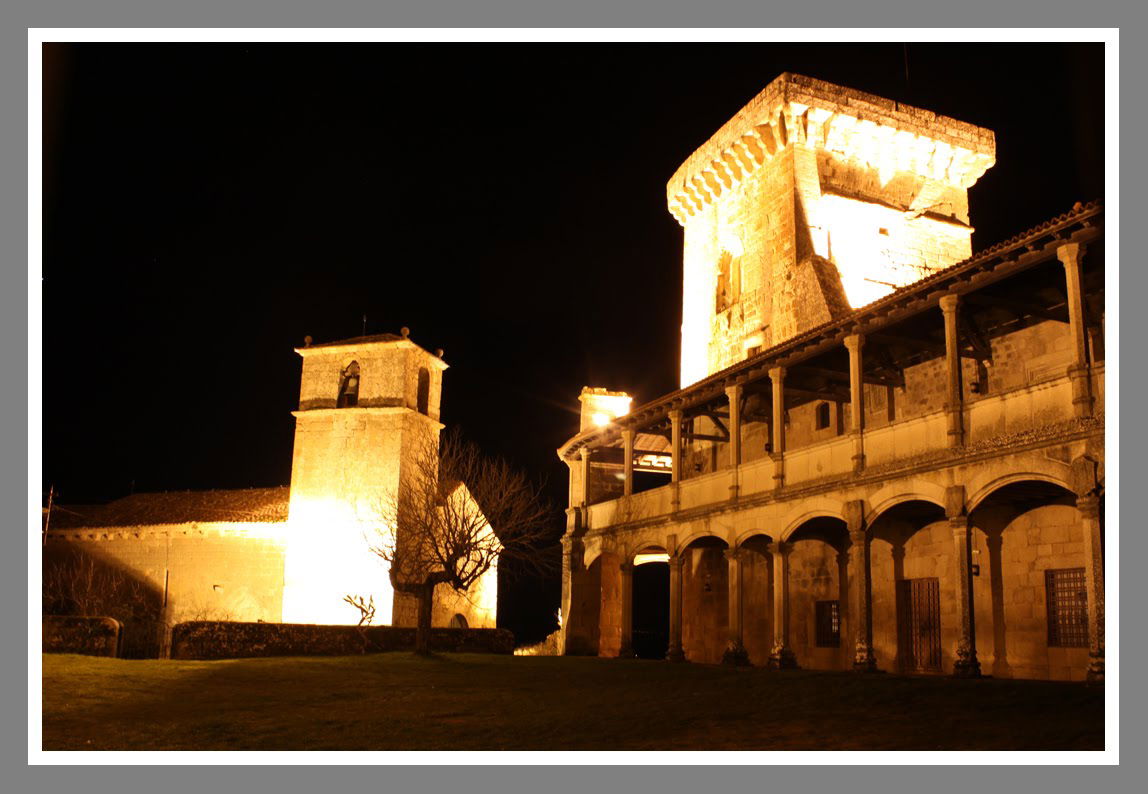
(42, 653), (1104, 751)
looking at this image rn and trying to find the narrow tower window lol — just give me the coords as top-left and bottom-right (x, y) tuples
(715, 250), (741, 313)
(337, 361), (360, 408)
(417, 367), (431, 415)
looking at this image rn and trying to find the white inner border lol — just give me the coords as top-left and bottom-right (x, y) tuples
(28, 27), (1120, 767)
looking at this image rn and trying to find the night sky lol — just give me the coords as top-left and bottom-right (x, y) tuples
(41, 42), (1104, 641)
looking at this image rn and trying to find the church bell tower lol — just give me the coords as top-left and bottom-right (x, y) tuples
(281, 329), (447, 625)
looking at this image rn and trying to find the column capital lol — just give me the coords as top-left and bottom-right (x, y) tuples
(619, 560), (635, 574)
(844, 333), (865, 352)
(669, 407), (684, 423)
(1056, 241), (1086, 267)
(723, 547), (747, 563)
(769, 540), (792, 557)
(1077, 494), (1101, 520)
(939, 293), (960, 314)
(579, 447), (593, 461)
(769, 365), (787, 382)
(725, 382), (743, 399)
(667, 552), (685, 570)
(620, 427), (635, 441)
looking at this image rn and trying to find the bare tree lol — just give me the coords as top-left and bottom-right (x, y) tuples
(368, 430), (554, 655)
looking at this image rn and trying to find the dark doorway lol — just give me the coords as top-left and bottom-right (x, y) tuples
(897, 577), (942, 672)
(632, 561), (669, 659)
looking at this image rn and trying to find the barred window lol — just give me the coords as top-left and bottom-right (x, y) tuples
(1045, 568), (1088, 647)
(815, 600), (841, 647)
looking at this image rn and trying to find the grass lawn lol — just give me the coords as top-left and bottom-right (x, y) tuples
(42, 653), (1103, 751)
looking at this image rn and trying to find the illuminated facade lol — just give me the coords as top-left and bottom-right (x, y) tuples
(46, 332), (498, 646)
(559, 75), (1105, 683)
(671, 73), (996, 388)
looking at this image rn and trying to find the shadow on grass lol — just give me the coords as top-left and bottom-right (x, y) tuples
(42, 654), (1104, 752)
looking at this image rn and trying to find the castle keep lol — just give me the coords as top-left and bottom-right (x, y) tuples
(45, 332), (498, 653)
(559, 74), (1105, 682)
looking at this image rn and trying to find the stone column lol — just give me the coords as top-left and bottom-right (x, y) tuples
(768, 541), (798, 668)
(669, 408), (683, 512)
(845, 500), (877, 671)
(947, 486), (980, 677)
(559, 535), (588, 655)
(769, 367), (786, 489)
(618, 561), (635, 658)
(721, 548), (750, 666)
(1057, 242), (1095, 417)
(725, 383), (742, 500)
(1078, 494), (1104, 682)
(578, 447), (592, 507)
(939, 294), (964, 447)
(844, 333), (866, 472)
(667, 550), (686, 662)
(836, 548), (851, 668)
(621, 428), (635, 498)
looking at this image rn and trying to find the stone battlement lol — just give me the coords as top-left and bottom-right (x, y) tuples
(666, 73), (996, 225)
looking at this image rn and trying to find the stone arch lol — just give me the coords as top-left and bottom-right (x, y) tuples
(865, 496), (951, 675)
(779, 506), (846, 543)
(677, 533), (730, 664)
(677, 529), (730, 554)
(967, 471), (1073, 513)
(628, 541), (668, 564)
(781, 513), (851, 671)
(416, 367), (431, 415)
(337, 360), (360, 408)
(733, 528), (776, 550)
(867, 481), (947, 523)
(628, 542), (670, 659)
(965, 475), (1085, 681)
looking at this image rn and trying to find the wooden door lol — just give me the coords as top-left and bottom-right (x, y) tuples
(897, 578), (942, 672)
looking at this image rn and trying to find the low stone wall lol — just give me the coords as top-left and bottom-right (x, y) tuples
(169, 621), (516, 660)
(42, 616), (123, 657)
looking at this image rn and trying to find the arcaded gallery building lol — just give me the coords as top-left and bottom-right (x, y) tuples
(557, 74), (1105, 682)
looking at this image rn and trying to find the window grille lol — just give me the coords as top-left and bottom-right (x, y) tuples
(1045, 568), (1089, 647)
(815, 600), (840, 647)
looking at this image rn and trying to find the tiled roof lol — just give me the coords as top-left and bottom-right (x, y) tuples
(48, 487), (291, 529)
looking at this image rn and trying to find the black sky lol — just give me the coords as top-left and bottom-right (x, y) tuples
(41, 43), (1104, 640)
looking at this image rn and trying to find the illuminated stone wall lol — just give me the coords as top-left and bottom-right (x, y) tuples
(45, 523), (289, 625)
(670, 73), (996, 387)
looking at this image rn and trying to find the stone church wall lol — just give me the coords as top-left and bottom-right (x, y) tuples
(46, 523), (288, 625)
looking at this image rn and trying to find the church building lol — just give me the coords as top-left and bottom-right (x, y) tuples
(44, 331), (499, 655)
(558, 74), (1105, 682)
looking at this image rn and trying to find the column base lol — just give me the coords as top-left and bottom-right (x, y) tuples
(853, 652), (878, 673)
(721, 642), (751, 667)
(768, 645), (798, 670)
(952, 656), (982, 678)
(617, 645), (636, 659)
(1086, 653), (1104, 685)
(666, 645), (686, 663)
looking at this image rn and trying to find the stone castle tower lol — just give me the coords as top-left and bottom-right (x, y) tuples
(668, 73), (996, 387)
(281, 331), (448, 625)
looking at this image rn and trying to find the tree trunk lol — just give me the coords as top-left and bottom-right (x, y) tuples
(414, 583), (435, 655)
